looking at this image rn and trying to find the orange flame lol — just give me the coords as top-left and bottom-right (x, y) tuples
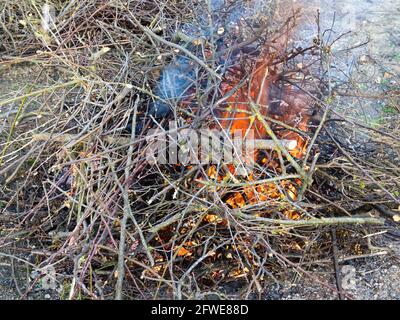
(213, 40), (311, 213)
(217, 44), (311, 160)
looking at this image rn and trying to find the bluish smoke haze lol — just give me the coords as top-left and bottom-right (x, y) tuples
(148, 0), (271, 119)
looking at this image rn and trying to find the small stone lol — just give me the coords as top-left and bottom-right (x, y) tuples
(359, 55), (370, 64)
(383, 72), (392, 79)
(389, 265), (399, 272)
(44, 294), (51, 299)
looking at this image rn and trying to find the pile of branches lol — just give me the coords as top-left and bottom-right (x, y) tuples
(0, 0), (399, 299)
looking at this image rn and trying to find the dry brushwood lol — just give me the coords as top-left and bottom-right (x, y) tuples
(0, 0), (398, 300)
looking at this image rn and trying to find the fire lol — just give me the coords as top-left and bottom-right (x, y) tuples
(152, 4), (313, 222)
(217, 44), (311, 160)
(226, 177), (303, 216)
(212, 41), (312, 214)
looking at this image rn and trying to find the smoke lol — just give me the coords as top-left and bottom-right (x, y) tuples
(150, 56), (195, 118)
(146, 0), (277, 122)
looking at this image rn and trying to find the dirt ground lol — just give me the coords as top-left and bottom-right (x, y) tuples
(0, 0), (399, 300)
(274, 0), (400, 300)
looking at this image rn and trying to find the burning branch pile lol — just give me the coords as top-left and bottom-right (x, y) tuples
(0, 0), (398, 300)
